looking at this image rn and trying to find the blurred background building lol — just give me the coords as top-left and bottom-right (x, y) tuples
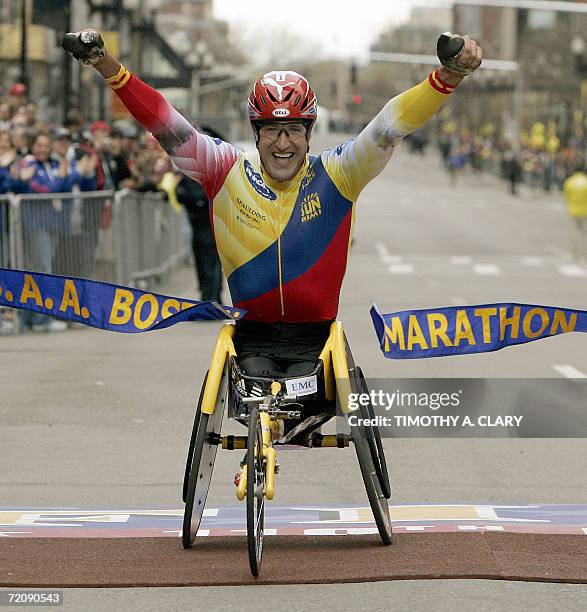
(1, 0), (586, 152)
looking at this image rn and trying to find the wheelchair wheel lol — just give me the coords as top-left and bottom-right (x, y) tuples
(352, 427), (393, 545)
(246, 406), (265, 577)
(353, 366), (391, 500)
(183, 372), (208, 504)
(345, 339), (392, 545)
(182, 367), (227, 549)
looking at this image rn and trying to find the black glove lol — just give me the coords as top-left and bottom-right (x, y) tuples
(62, 30), (106, 66)
(437, 32), (471, 76)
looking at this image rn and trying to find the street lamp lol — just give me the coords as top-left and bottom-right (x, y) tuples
(188, 41), (214, 118)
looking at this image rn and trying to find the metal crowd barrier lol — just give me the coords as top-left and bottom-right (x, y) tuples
(0, 195), (10, 269)
(112, 190), (190, 286)
(1, 189), (189, 333)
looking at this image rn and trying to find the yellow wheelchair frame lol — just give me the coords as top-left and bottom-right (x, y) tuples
(182, 320), (392, 576)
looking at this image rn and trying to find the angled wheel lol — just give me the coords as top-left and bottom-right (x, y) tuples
(183, 372), (208, 504)
(354, 366), (391, 499)
(182, 366), (227, 549)
(246, 407), (265, 577)
(345, 338), (392, 545)
(352, 426), (393, 545)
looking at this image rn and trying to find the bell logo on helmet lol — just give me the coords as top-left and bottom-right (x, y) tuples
(244, 160), (277, 201)
(272, 108), (290, 118)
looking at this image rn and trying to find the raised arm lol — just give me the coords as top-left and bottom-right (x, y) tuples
(322, 34), (483, 202)
(62, 31), (239, 199)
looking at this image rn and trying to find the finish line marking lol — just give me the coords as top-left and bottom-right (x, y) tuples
(0, 505), (586, 537)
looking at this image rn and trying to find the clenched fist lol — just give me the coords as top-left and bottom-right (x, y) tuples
(437, 32), (483, 76)
(62, 30), (106, 66)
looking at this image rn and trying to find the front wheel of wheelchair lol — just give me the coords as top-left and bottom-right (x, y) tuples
(246, 407), (265, 577)
(182, 368), (227, 549)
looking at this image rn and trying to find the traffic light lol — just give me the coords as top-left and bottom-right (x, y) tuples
(351, 94), (363, 105)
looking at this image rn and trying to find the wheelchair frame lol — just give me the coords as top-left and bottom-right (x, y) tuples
(182, 320), (392, 576)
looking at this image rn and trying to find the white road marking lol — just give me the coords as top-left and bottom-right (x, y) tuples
(388, 264), (414, 275)
(559, 264), (587, 278)
(375, 242), (403, 264)
(374, 242), (389, 259)
(450, 256), (472, 265)
(545, 244), (572, 261)
(553, 365), (587, 379)
(521, 256), (544, 266)
(484, 525), (504, 531)
(475, 506), (499, 520)
(474, 264), (501, 276)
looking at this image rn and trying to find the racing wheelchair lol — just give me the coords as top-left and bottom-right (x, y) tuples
(182, 321), (392, 577)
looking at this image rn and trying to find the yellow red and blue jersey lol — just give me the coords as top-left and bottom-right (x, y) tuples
(109, 65), (455, 322)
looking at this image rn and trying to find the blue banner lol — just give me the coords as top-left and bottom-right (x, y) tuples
(0, 268), (245, 332)
(370, 303), (587, 359)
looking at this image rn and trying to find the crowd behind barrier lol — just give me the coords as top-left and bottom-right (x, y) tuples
(0, 82), (193, 334)
(406, 115), (587, 195)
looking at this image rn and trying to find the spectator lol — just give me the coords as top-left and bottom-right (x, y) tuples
(0, 130), (16, 194)
(563, 162), (587, 262)
(176, 173), (223, 303)
(102, 128), (132, 190)
(11, 132), (95, 332)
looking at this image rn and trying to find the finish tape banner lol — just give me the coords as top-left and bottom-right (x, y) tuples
(0, 268), (244, 332)
(370, 303), (586, 359)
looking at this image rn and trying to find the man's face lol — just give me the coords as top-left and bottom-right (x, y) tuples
(257, 121), (308, 182)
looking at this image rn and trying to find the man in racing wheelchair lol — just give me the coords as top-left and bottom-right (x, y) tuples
(63, 29), (482, 574)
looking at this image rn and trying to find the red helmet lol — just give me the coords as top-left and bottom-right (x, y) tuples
(248, 71), (317, 126)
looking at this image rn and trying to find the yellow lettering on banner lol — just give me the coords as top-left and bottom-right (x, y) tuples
(407, 315), (428, 350)
(383, 317), (406, 352)
(20, 274), (43, 307)
(181, 301), (197, 310)
(109, 289), (134, 325)
(522, 307), (549, 339)
(162, 299), (181, 319)
(474, 307), (497, 343)
(59, 280), (81, 315)
(499, 306), (521, 341)
(133, 294), (159, 330)
(426, 313), (453, 348)
(454, 310), (476, 346)
(550, 310), (577, 334)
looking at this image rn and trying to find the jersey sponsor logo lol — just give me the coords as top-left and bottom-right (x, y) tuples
(235, 197), (266, 230)
(301, 167), (315, 190)
(244, 160), (277, 201)
(301, 192), (322, 223)
(272, 108), (290, 118)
